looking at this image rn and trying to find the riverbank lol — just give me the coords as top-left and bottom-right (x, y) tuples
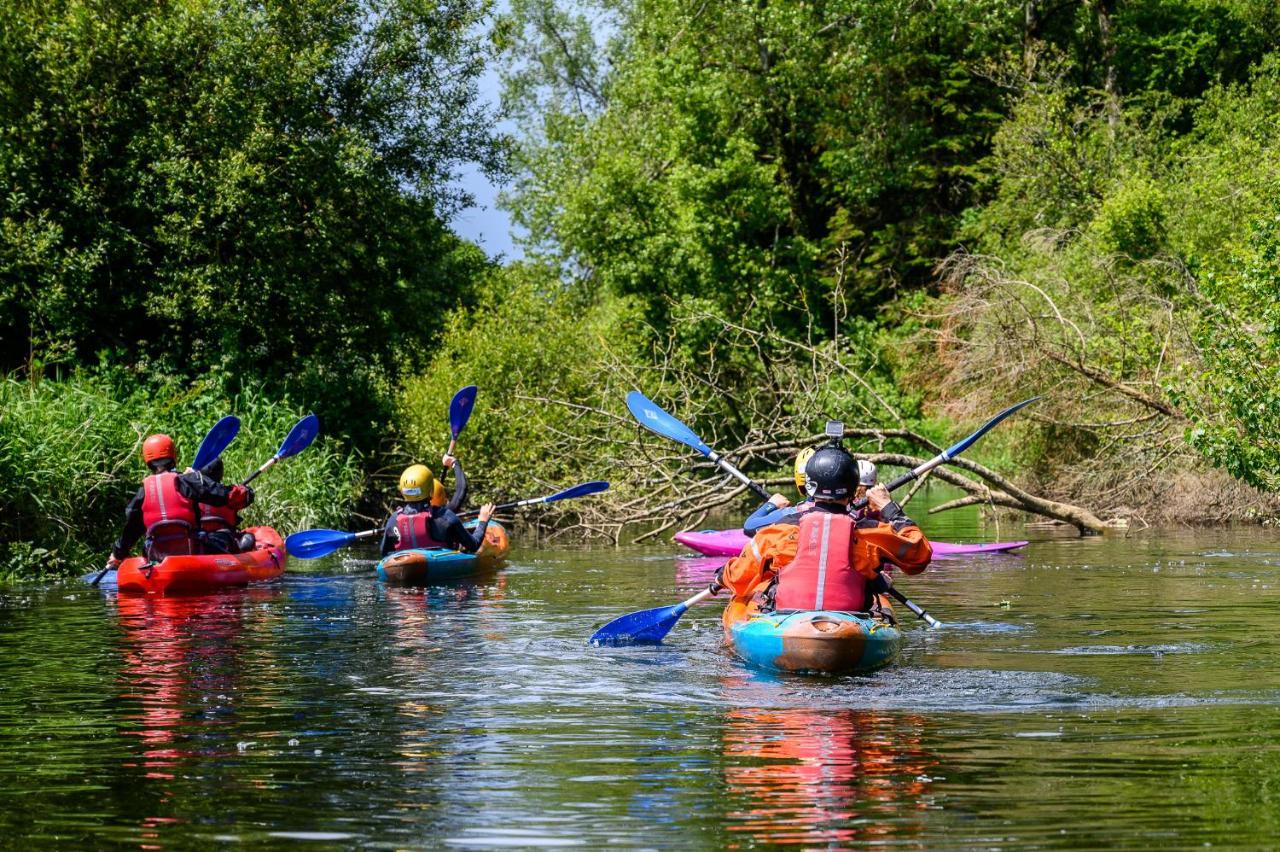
(0, 372), (361, 580)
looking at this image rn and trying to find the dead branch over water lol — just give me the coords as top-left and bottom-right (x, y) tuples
(489, 303), (1119, 541)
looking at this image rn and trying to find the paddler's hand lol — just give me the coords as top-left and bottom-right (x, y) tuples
(105, 554), (121, 571)
(441, 454), (456, 469)
(767, 493), (790, 509)
(866, 484), (892, 513)
(708, 564), (727, 596)
(477, 503), (495, 523)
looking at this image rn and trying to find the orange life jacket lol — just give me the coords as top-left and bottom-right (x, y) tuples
(775, 511), (871, 611)
(141, 471), (197, 558)
(199, 502), (238, 532)
(394, 508), (445, 551)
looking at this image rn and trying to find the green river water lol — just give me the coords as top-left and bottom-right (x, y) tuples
(4, 497), (1280, 847)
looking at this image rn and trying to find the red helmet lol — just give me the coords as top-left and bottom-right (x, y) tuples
(142, 434), (177, 465)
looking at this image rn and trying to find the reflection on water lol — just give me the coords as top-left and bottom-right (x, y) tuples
(722, 706), (934, 846)
(3, 513), (1280, 844)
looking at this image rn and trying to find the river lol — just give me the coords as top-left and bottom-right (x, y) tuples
(3, 500), (1280, 846)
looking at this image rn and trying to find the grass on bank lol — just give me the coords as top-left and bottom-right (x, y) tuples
(0, 371), (362, 581)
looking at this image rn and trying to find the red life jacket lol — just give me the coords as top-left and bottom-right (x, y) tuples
(394, 508), (445, 551)
(774, 511), (867, 611)
(199, 501), (239, 532)
(141, 471), (198, 558)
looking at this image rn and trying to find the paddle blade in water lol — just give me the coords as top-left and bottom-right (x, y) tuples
(193, 415), (240, 470)
(285, 528), (355, 559)
(449, 385), (478, 439)
(276, 413), (320, 459)
(590, 601), (690, 646)
(546, 480), (610, 502)
(625, 391), (712, 457)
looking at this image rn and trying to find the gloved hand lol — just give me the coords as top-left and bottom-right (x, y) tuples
(228, 484), (255, 510)
(708, 563), (727, 596)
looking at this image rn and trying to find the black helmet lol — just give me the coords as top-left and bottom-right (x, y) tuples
(204, 456), (225, 482)
(804, 446), (858, 501)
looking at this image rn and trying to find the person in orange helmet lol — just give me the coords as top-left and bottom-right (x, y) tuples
(106, 434), (254, 568)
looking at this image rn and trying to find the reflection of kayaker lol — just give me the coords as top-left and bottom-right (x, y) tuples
(107, 434), (254, 571)
(721, 707), (934, 845)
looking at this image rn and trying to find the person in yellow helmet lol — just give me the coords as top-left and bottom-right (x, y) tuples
(379, 461), (494, 555)
(742, 447), (878, 535)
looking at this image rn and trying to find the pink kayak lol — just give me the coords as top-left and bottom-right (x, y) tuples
(673, 528), (1028, 558)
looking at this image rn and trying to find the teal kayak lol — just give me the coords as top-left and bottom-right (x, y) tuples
(726, 607), (903, 675)
(375, 521), (509, 585)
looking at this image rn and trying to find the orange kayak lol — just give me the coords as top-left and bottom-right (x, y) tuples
(117, 526), (287, 595)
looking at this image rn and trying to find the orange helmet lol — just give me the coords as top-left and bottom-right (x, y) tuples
(142, 434), (177, 465)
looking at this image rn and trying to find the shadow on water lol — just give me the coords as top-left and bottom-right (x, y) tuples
(5, 505), (1280, 844)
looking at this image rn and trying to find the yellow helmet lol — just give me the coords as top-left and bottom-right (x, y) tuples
(429, 478), (448, 507)
(794, 447), (816, 495)
(399, 464), (434, 502)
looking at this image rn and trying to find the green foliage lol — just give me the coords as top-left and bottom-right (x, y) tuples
(0, 0), (505, 450)
(397, 264), (646, 501)
(499, 0), (1024, 340)
(1180, 212), (1280, 491)
(0, 372), (361, 579)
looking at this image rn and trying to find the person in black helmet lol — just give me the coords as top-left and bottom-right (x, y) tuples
(715, 443), (931, 612)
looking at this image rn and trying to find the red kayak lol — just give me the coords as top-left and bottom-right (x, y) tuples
(117, 526), (287, 595)
(673, 528), (1027, 558)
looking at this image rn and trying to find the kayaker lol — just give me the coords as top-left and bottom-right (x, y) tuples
(197, 457), (257, 554)
(379, 464), (495, 555)
(716, 445), (930, 612)
(106, 434), (254, 568)
(743, 449), (879, 534)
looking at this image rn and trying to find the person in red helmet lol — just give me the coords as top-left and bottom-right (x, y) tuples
(197, 457), (257, 554)
(105, 434), (254, 568)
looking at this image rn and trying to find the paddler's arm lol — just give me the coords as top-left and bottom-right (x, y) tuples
(439, 503), (494, 553)
(861, 485), (931, 575)
(110, 486), (147, 560)
(379, 512), (400, 556)
(743, 494), (793, 536)
(178, 471), (253, 510)
(442, 455), (468, 513)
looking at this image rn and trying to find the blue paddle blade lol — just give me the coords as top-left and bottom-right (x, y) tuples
(285, 528), (355, 559)
(943, 397), (1041, 459)
(625, 391), (712, 457)
(590, 601), (689, 646)
(546, 480), (610, 502)
(193, 416), (240, 470)
(449, 385), (478, 439)
(276, 413), (320, 459)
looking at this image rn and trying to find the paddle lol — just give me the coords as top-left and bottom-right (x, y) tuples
(591, 398), (1039, 645)
(285, 527), (381, 560)
(447, 385), (478, 457)
(459, 481), (610, 518)
(591, 588), (716, 647)
(626, 391), (771, 502)
(851, 397), (1041, 512)
(241, 413), (320, 485)
(193, 415), (240, 471)
(91, 416), (236, 587)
